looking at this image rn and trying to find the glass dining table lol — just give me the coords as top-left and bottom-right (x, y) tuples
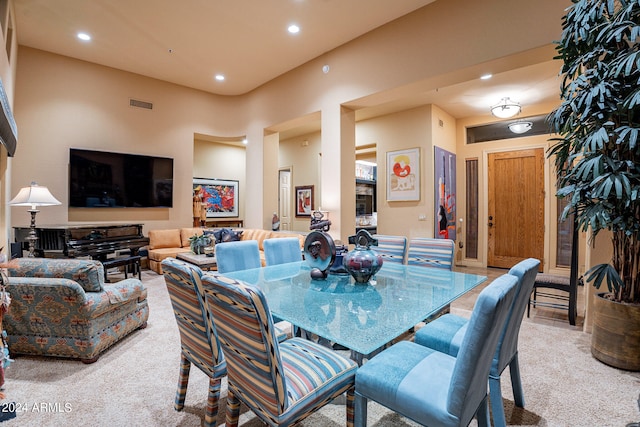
(222, 261), (487, 364)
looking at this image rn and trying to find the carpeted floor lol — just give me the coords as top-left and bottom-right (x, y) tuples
(1, 271), (639, 426)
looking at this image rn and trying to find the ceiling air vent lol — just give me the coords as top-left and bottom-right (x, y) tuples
(129, 98), (153, 110)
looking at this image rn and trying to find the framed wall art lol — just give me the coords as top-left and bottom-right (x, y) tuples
(434, 146), (456, 240)
(295, 185), (314, 217)
(193, 178), (239, 218)
(386, 147), (420, 201)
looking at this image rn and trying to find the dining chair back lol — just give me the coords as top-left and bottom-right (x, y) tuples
(406, 237), (455, 269)
(354, 273), (519, 427)
(199, 272), (358, 427)
(161, 257), (226, 427)
(372, 235), (407, 264)
(215, 240), (261, 273)
(263, 237), (302, 266)
(527, 272), (578, 325)
(414, 257), (540, 427)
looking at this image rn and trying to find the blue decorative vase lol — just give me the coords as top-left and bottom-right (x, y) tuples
(343, 230), (383, 283)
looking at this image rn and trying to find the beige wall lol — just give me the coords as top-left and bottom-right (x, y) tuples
(0, 0), (17, 254)
(11, 47), (246, 234)
(279, 132), (321, 233)
(9, 0), (572, 249)
(193, 139), (247, 223)
(3, 0), (611, 331)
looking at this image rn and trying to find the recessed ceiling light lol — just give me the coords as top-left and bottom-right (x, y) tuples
(288, 24), (300, 34)
(480, 74), (492, 80)
(77, 32), (91, 41)
(215, 74), (225, 81)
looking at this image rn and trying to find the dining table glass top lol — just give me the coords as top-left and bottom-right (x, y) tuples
(222, 261), (487, 356)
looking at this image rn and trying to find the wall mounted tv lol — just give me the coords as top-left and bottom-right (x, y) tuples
(69, 148), (174, 208)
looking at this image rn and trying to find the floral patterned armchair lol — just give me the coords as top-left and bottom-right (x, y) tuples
(4, 258), (149, 363)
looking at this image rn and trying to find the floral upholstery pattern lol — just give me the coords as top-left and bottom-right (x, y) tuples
(5, 258), (149, 363)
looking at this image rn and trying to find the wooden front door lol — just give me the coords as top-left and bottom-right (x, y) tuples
(487, 148), (545, 269)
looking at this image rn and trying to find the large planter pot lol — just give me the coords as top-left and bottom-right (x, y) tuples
(591, 292), (640, 371)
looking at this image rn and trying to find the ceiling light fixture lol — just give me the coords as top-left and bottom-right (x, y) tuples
(215, 74), (225, 81)
(508, 120), (533, 134)
(288, 24), (300, 34)
(480, 74), (492, 80)
(490, 97), (521, 119)
(77, 32), (91, 41)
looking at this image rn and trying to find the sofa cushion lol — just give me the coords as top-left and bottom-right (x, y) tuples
(239, 228), (272, 250)
(7, 258), (105, 293)
(148, 247), (192, 262)
(148, 229), (181, 250)
(180, 227), (205, 248)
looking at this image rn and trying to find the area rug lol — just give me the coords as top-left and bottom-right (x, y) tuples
(1, 273), (639, 426)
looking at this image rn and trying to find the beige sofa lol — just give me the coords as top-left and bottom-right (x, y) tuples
(148, 227), (204, 274)
(147, 227), (305, 274)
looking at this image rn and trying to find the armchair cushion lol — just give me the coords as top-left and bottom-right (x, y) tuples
(7, 257), (105, 292)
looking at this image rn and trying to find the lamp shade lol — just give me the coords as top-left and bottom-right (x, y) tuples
(508, 121), (533, 134)
(9, 182), (61, 209)
(490, 97), (521, 119)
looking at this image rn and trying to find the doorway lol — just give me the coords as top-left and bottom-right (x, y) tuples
(278, 168), (292, 231)
(487, 148), (544, 269)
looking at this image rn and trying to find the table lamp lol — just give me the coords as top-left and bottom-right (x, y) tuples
(9, 182), (61, 257)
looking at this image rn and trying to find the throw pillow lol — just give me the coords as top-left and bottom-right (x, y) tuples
(212, 228), (243, 244)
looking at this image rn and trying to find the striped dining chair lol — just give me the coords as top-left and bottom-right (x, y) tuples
(198, 272), (358, 427)
(406, 237), (455, 270)
(161, 257), (226, 427)
(372, 235), (408, 265)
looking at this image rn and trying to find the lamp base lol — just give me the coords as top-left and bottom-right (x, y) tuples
(27, 209), (40, 258)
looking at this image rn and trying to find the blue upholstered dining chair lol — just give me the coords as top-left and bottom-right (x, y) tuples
(354, 273), (519, 427)
(263, 237), (302, 266)
(406, 237), (455, 269)
(161, 257), (226, 427)
(414, 258), (540, 427)
(198, 272), (358, 427)
(215, 239), (261, 274)
(263, 236), (304, 329)
(372, 235), (407, 264)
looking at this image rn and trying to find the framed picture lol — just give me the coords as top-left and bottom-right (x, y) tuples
(434, 147), (457, 240)
(193, 178), (239, 218)
(295, 185), (314, 217)
(386, 148), (420, 201)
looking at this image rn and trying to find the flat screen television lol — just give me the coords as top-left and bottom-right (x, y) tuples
(69, 148), (174, 208)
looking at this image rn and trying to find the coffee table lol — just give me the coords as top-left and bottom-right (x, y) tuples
(176, 252), (217, 271)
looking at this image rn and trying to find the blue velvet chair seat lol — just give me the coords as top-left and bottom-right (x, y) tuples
(356, 341), (458, 426)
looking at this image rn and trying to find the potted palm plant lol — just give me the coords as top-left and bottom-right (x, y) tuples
(548, 0), (640, 370)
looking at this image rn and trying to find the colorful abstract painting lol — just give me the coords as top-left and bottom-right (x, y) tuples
(193, 178), (239, 217)
(434, 146), (456, 240)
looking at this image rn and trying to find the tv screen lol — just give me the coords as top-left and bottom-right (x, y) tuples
(69, 148), (174, 208)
